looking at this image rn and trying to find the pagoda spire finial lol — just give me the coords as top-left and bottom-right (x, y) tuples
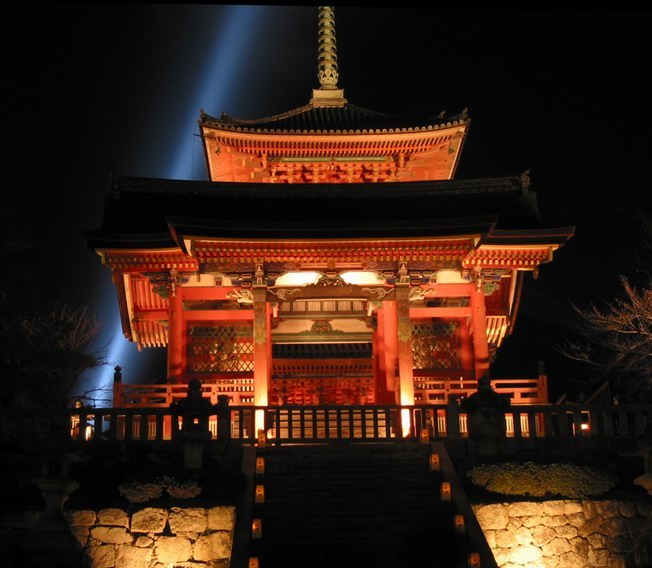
(311, 6), (346, 107)
(318, 6), (339, 90)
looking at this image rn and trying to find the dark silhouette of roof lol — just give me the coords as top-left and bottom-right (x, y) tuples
(84, 173), (574, 249)
(200, 104), (468, 134)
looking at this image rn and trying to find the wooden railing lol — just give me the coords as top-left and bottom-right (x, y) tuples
(116, 374), (549, 409)
(1, 403), (650, 447)
(116, 381), (256, 407)
(413, 376), (547, 404)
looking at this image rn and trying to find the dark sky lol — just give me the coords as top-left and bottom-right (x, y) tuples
(4, 4), (652, 400)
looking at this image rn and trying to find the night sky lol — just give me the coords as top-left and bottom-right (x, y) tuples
(4, 5), (652, 402)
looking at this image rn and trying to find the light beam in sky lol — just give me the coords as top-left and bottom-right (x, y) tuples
(85, 6), (268, 404)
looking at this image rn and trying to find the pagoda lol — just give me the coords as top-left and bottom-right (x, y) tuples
(85, 7), (573, 417)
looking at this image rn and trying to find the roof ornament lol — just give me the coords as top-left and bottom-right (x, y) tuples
(318, 6), (339, 90)
(311, 6), (347, 108)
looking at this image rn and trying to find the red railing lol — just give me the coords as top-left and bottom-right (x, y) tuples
(115, 374), (548, 408)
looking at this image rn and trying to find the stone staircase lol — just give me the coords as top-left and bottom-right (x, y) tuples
(249, 442), (481, 567)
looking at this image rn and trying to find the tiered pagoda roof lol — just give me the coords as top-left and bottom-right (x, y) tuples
(200, 105), (468, 135)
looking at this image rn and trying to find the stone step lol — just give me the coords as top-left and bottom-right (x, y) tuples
(255, 443), (469, 568)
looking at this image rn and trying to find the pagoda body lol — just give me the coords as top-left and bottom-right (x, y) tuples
(86, 7), (573, 413)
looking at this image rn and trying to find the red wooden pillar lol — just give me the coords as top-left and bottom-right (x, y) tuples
(381, 301), (398, 404)
(469, 282), (490, 379)
(253, 287), (270, 416)
(459, 316), (474, 382)
(167, 281), (184, 384)
(395, 285), (414, 406)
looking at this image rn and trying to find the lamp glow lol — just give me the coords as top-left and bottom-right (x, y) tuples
(255, 456), (265, 475)
(454, 514), (465, 534)
(401, 409), (412, 438)
(468, 552), (481, 567)
(429, 453), (440, 472)
(255, 409), (266, 439)
(257, 429), (267, 449)
(252, 518), (262, 539)
(255, 484), (265, 504)
(440, 481), (451, 501)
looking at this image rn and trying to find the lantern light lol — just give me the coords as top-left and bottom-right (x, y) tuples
(454, 514), (465, 534)
(468, 552), (481, 567)
(252, 518), (262, 539)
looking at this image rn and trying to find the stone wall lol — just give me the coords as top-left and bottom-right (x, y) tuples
(473, 499), (652, 568)
(67, 506), (235, 568)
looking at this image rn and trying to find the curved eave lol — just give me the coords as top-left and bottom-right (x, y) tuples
(483, 227), (576, 247)
(84, 231), (177, 250)
(108, 173), (523, 199)
(166, 215), (498, 244)
(199, 105), (469, 136)
(200, 119), (469, 138)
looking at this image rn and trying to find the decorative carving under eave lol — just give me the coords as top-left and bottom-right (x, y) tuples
(226, 288), (254, 305)
(476, 268), (510, 296)
(310, 320), (334, 334)
(147, 269), (186, 299)
(361, 287), (391, 300)
(254, 263), (265, 286)
(270, 288), (303, 301)
(408, 287), (438, 302)
(483, 280), (501, 296)
(152, 283), (169, 299)
(398, 262), (409, 284)
(312, 274), (346, 287)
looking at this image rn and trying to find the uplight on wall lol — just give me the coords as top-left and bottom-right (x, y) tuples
(401, 409), (412, 438)
(454, 514), (465, 534)
(255, 485), (265, 504)
(255, 456), (265, 475)
(429, 453), (440, 471)
(248, 559), (260, 568)
(420, 428), (430, 444)
(255, 409), (266, 436)
(440, 481), (451, 501)
(468, 552), (481, 567)
(252, 518), (262, 539)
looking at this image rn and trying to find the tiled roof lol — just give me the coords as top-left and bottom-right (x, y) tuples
(84, 174), (573, 247)
(200, 104), (468, 134)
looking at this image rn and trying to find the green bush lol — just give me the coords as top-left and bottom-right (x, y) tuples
(466, 461), (619, 498)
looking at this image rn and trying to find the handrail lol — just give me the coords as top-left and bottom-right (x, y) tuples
(115, 375), (549, 407)
(1, 403), (650, 446)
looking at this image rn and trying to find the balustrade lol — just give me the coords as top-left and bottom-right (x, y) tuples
(1, 403), (650, 447)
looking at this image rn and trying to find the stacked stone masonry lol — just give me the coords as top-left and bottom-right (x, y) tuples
(66, 506), (235, 568)
(472, 499), (652, 568)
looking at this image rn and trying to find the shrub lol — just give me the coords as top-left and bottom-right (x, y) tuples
(466, 461), (619, 499)
(118, 475), (202, 503)
(118, 480), (165, 503)
(162, 475), (202, 499)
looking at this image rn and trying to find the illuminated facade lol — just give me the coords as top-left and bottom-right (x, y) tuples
(86, 7), (573, 409)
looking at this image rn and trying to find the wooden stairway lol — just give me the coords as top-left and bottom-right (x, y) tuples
(249, 442), (481, 568)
